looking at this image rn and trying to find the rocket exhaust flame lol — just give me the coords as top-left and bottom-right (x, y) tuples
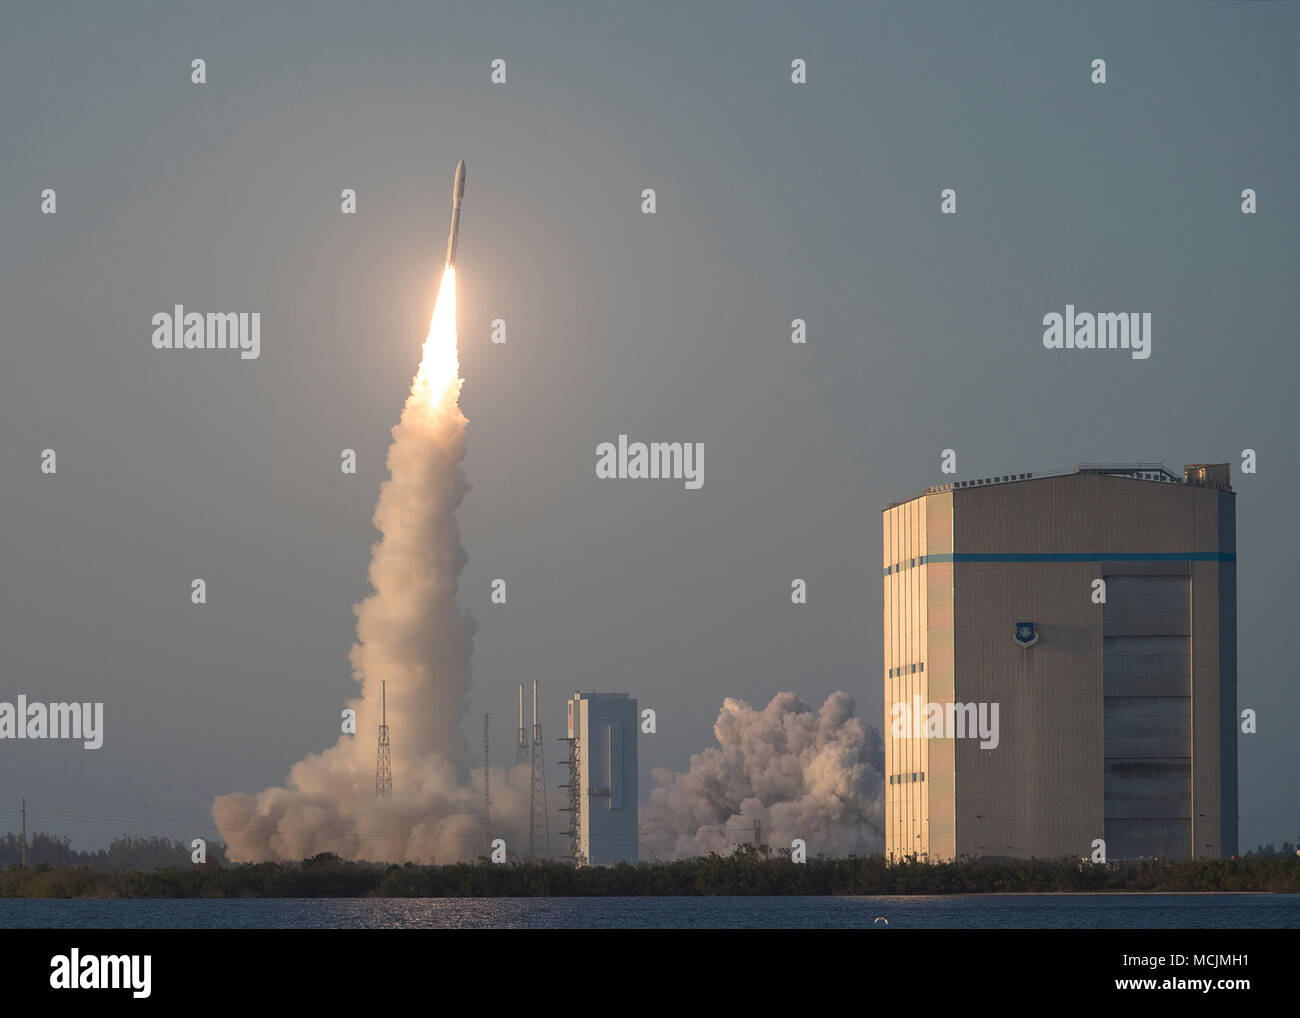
(415, 266), (460, 404)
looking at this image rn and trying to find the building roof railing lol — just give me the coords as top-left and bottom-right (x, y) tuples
(885, 462), (1227, 509)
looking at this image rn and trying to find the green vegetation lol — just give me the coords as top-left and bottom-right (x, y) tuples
(1, 844), (1297, 899)
(0, 832), (228, 870)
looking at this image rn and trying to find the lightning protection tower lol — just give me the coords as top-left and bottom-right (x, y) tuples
(516, 684), (529, 764)
(529, 679), (550, 860)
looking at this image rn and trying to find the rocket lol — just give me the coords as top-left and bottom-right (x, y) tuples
(444, 159), (466, 268)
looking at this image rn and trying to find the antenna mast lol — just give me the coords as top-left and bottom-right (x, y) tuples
(375, 681), (392, 797)
(482, 713), (492, 857)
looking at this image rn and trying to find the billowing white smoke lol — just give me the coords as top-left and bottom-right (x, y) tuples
(213, 270), (530, 863)
(640, 692), (885, 860)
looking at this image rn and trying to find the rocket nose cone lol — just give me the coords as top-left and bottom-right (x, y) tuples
(454, 160), (466, 197)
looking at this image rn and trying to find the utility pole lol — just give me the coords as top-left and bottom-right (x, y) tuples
(482, 713), (491, 857)
(21, 798), (27, 868)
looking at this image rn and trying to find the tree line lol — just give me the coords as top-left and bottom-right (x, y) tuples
(1, 839), (1297, 898)
(0, 832), (228, 871)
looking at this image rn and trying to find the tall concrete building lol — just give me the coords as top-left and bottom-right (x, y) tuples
(882, 463), (1237, 863)
(565, 692), (638, 865)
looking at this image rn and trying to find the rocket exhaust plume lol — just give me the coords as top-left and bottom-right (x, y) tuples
(639, 692), (886, 860)
(213, 166), (530, 862)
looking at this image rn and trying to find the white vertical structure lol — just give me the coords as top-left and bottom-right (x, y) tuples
(566, 691), (638, 865)
(516, 684), (529, 763)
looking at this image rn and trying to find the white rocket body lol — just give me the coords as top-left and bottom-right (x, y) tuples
(445, 160), (466, 267)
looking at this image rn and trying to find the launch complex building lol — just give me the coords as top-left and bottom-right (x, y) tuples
(882, 463), (1237, 862)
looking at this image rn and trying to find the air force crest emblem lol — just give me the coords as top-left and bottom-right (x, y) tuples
(1014, 621), (1039, 648)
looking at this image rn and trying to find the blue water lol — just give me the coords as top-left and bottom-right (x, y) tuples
(1, 894), (1296, 929)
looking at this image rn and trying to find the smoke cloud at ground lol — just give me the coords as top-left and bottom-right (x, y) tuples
(640, 692), (886, 860)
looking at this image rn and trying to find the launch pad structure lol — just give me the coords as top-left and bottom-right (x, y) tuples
(521, 681), (551, 860)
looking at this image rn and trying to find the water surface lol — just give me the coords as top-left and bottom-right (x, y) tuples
(3, 894), (1295, 929)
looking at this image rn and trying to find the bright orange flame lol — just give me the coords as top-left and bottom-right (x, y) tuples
(412, 265), (459, 404)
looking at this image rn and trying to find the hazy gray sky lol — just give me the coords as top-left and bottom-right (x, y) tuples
(2, 0), (1296, 852)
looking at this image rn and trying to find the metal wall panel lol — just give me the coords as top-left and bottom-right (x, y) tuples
(1103, 575), (1191, 860)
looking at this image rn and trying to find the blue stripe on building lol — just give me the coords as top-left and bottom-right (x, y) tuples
(883, 551), (1236, 576)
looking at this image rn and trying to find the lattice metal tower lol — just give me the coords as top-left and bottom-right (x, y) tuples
(375, 681), (392, 798)
(528, 679), (550, 860)
(558, 731), (583, 866)
(482, 713), (492, 857)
